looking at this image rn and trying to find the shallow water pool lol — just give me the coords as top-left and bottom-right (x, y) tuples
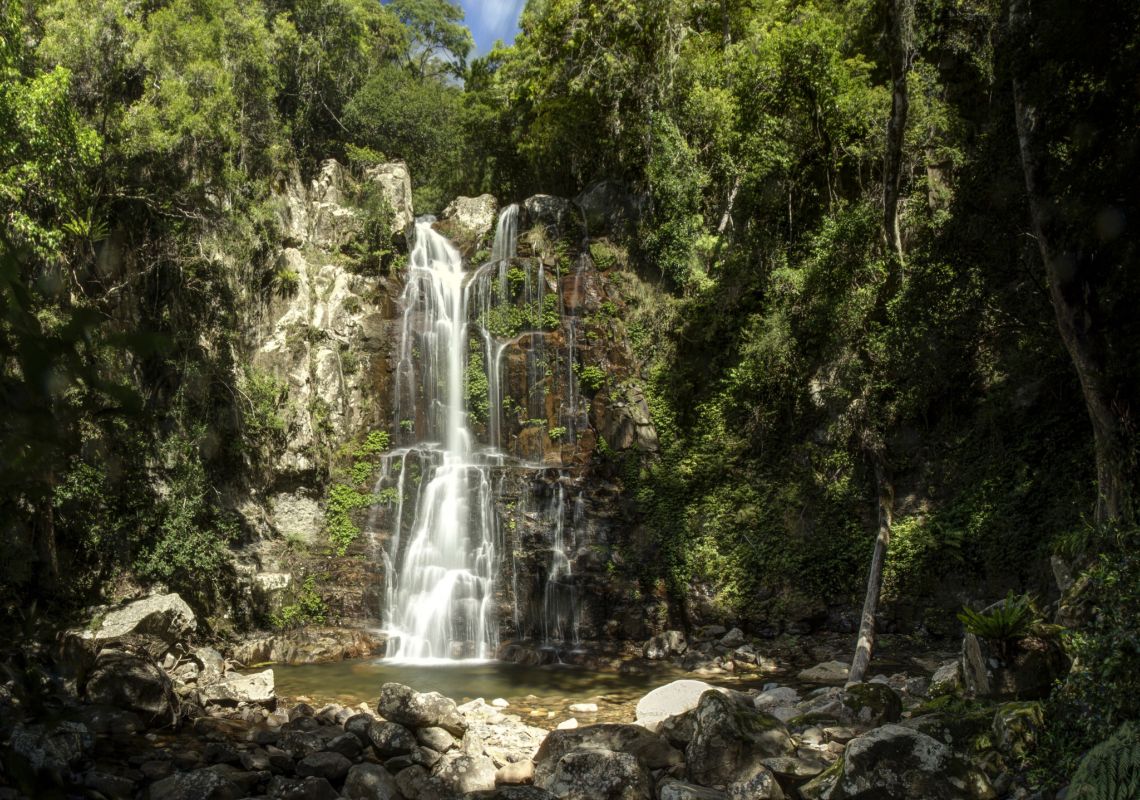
(273, 658), (772, 729)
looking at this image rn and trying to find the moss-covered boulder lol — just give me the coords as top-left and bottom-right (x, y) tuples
(814, 725), (996, 800)
(840, 683), (903, 727)
(991, 701), (1043, 764)
(686, 690), (795, 788)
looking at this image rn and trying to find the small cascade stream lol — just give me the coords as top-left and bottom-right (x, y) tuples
(377, 206), (582, 662)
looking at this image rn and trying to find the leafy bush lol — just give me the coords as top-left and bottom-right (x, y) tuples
(575, 363), (607, 393)
(958, 591), (1035, 641)
(1036, 530), (1140, 781)
(324, 430), (391, 554)
(271, 575), (326, 630)
(325, 483), (373, 555)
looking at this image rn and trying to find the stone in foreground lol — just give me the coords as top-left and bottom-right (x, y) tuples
(815, 724), (995, 800)
(536, 748), (652, 800)
(199, 668), (275, 707)
(635, 680), (721, 733)
(378, 682), (468, 736)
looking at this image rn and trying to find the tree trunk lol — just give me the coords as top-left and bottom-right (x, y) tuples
(37, 470), (60, 590)
(882, 0), (913, 270)
(849, 462), (893, 685)
(1009, 0), (1133, 525)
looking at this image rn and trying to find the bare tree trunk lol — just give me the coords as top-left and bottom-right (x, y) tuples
(37, 470), (60, 589)
(1010, 0), (1132, 525)
(882, 0), (913, 270)
(849, 462), (893, 685)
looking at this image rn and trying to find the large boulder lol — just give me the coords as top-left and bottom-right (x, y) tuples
(838, 683), (903, 726)
(534, 723), (682, 786)
(440, 194), (498, 247)
(814, 724), (995, 800)
(146, 767), (244, 800)
(364, 161), (415, 236)
(536, 748), (652, 800)
(9, 720), (93, 773)
(797, 661), (850, 686)
(378, 683), (467, 736)
(635, 680), (721, 733)
(85, 648), (175, 726)
(199, 668), (275, 707)
(657, 780), (729, 800)
(726, 766), (785, 800)
(469, 788), (555, 800)
(522, 194), (577, 238)
(296, 751), (352, 783)
(82, 593), (196, 650)
(929, 660), (963, 697)
(753, 687), (800, 722)
(685, 690), (794, 788)
(367, 720), (417, 757)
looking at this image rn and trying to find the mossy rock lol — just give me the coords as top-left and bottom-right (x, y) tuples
(841, 683), (903, 726)
(991, 701), (1043, 763)
(798, 758), (843, 800)
(901, 711), (994, 752)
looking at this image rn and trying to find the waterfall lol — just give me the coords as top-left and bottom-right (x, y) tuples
(383, 218), (500, 661)
(380, 203), (582, 660)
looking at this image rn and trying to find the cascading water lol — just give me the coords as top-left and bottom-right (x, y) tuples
(379, 204), (584, 661)
(542, 485), (578, 644)
(383, 218), (500, 660)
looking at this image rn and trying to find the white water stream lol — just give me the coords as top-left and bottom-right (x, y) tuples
(380, 206), (581, 661)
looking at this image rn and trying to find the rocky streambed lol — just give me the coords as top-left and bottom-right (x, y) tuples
(0, 592), (1053, 799)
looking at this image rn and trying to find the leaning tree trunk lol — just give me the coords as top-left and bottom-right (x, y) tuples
(1009, 0), (1132, 525)
(848, 0), (913, 686)
(849, 462), (894, 685)
(882, 0), (913, 271)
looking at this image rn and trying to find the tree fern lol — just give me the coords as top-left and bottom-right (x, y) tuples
(1069, 723), (1140, 800)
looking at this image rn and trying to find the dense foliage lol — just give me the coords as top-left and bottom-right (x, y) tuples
(0, 0), (471, 619)
(1, 0), (1136, 783)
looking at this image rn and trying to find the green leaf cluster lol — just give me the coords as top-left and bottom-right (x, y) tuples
(957, 592), (1035, 641)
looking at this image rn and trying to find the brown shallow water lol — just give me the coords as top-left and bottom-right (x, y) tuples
(273, 658), (778, 730)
